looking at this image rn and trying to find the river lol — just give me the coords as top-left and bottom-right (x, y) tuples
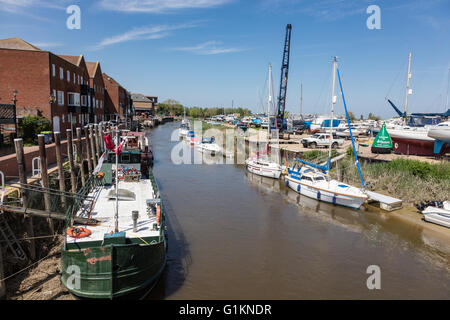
(146, 122), (450, 299)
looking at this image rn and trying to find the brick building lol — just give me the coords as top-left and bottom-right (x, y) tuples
(0, 38), (106, 135)
(103, 73), (133, 122)
(86, 61), (106, 124)
(131, 93), (158, 117)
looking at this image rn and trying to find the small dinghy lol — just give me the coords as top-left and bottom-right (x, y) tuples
(422, 201), (450, 228)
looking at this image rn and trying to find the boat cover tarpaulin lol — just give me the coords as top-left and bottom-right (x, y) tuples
(371, 122), (393, 153)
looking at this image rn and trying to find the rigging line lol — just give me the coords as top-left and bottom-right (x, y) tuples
(0, 234), (62, 243)
(385, 57), (408, 100)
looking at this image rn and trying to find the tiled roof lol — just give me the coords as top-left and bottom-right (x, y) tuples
(131, 93), (152, 102)
(0, 38), (41, 51)
(86, 61), (99, 77)
(57, 54), (83, 66)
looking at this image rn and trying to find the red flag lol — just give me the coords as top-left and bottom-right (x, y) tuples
(103, 134), (123, 155)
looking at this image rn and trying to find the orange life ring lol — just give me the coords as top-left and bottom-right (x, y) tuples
(156, 205), (161, 225)
(67, 227), (91, 238)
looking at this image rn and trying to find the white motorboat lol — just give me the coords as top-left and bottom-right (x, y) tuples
(195, 137), (222, 155)
(422, 202), (450, 228)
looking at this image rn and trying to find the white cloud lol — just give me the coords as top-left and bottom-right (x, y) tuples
(92, 23), (198, 50)
(0, 0), (66, 12)
(99, 0), (233, 13)
(171, 41), (243, 55)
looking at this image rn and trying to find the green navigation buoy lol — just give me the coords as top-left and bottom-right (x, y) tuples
(371, 122), (393, 154)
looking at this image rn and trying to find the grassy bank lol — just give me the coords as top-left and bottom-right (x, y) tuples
(333, 154), (450, 205)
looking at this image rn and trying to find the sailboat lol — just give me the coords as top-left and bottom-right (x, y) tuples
(285, 57), (368, 209)
(246, 64), (282, 179)
(179, 107), (190, 138)
(60, 128), (167, 299)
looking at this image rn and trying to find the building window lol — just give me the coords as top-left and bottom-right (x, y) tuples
(57, 91), (64, 105)
(52, 89), (56, 101)
(81, 95), (87, 106)
(68, 92), (80, 106)
(62, 114), (65, 123)
(59, 67), (64, 80)
(67, 71), (70, 82)
(78, 75), (80, 84)
(52, 64), (55, 77)
(73, 73), (76, 83)
(81, 76), (84, 84)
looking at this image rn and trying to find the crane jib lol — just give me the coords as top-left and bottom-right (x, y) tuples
(276, 24), (292, 130)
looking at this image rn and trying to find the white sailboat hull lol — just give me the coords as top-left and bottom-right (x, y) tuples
(285, 176), (367, 209)
(246, 159), (282, 179)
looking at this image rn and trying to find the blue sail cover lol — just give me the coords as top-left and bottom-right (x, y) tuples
(320, 119), (341, 128)
(294, 158), (330, 173)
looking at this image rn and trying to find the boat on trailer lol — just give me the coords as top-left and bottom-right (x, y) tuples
(61, 131), (167, 299)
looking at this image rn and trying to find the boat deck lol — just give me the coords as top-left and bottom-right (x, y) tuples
(67, 180), (160, 244)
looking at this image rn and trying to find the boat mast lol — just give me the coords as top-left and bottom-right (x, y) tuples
(404, 52), (412, 125)
(445, 68), (450, 110)
(300, 83), (303, 115)
(268, 64), (272, 138)
(115, 128), (119, 233)
(328, 57), (337, 181)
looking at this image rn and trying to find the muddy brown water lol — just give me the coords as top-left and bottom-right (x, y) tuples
(146, 122), (450, 299)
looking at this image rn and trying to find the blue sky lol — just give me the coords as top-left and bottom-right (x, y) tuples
(0, 0), (449, 119)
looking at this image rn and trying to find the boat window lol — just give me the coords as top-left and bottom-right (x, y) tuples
(121, 153), (131, 163)
(314, 176), (325, 181)
(301, 176), (313, 181)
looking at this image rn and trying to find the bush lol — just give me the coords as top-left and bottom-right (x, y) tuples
(19, 115), (51, 144)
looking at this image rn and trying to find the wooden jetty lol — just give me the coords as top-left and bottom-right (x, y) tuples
(365, 190), (403, 212)
(0, 124), (116, 299)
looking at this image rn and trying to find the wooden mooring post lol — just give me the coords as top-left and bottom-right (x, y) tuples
(14, 138), (36, 261)
(94, 124), (100, 160)
(38, 134), (54, 233)
(76, 127), (86, 186)
(66, 129), (77, 193)
(84, 126), (93, 174)
(54, 132), (67, 208)
(89, 125), (98, 167)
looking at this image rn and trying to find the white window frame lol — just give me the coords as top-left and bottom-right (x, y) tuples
(67, 92), (80, 106)
(57, 91), (64, 106)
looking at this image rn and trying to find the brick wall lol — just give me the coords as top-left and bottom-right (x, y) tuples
(0, 136), (90, 181)
(0, 49), (51, 118)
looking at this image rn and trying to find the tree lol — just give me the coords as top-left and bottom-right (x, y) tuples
(19, 115), (51, 144)
(347, 112), (356, 121)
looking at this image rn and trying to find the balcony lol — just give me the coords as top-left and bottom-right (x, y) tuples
(68, 106), (81, 113)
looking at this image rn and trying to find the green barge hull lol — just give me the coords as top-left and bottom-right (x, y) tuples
(61, 240), (166, 299)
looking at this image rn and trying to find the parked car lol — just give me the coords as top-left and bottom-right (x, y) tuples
(301, 133), (344, 149)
